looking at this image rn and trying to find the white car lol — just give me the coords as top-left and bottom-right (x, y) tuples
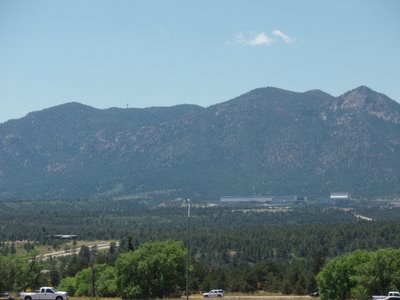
(203, 290), (224, 298)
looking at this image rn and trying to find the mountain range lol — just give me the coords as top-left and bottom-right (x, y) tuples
(0, 86), (399, 200)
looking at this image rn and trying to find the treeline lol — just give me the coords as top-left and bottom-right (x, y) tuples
(190, 222), (400, 265)
(2, 239), (399, 298)
(1, 198), (399, 243)
(1, 229), (400, 296)
(0, 239), (318, 297)
(1, 201), (400, 268)
(1, 199), (400, 296)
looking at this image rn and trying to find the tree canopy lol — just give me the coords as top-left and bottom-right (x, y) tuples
(115, 240), (186, 299)
(317, 248), (400, 300)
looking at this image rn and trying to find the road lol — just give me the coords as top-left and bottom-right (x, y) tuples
(166, 296), (315, 300)
(41, 242), (119, 260)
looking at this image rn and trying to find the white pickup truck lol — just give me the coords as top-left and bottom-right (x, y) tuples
(19, 287), (68, 300)
(372, 291), (400, 300)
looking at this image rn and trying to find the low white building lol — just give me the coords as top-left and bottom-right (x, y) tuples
(330, 192), (350, 200)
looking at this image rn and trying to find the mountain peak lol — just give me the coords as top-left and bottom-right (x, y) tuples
(353, 85), (374, 93)
(336, 86), (400, 123)
(340, 85), (375, 100)
(25, 102), (95, 118)
(47, 102), (95, 112)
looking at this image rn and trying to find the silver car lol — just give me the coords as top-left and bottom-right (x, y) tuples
(203, 290), (224, 298)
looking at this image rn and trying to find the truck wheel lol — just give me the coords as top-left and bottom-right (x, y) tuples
(25, 297), (32, 300)
(56, 297), (63, 300)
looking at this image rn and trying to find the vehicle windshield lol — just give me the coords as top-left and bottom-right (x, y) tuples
(51, 288), (58, 293)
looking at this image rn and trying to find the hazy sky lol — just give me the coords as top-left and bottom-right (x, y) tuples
(0, 0), (399, 123)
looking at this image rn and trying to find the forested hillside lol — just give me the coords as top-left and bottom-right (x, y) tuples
(0, 86), (399, 200)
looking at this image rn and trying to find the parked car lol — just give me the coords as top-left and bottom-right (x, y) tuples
(0, 292), (14, 300)
(310, 291), (319, 297)
(373, 292), (400, 300)
(203, 290), (224, 298)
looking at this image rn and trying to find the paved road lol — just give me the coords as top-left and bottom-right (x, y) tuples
(41, 242), (119, 260)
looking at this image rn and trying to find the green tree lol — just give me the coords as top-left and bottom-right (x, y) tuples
(352, 248), (400, 296)
(0, 252), (46, 292)
(96, 265), (117, 297)
(317, 249), (400, 300)
(58, 264), (116, 297)
(317, 250), (370, 300)
(116, 240), (186, 299)
(74, 268), (91, 296)
(18, 251), (45, 291)
(281, 263), (308, 295)
(0, 255), (17, 291)
(57, 276), (77, 296)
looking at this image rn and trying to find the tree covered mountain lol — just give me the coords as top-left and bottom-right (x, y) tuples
(0, 86), (399, 200)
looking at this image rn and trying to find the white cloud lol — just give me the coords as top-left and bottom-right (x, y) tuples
(272, 30), (296, 44)
(235, 32), (273, 46)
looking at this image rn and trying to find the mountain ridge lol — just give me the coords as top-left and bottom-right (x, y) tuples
(0, 86), (399, 200)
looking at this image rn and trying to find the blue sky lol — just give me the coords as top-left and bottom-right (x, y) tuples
(0, 0), (399, 123)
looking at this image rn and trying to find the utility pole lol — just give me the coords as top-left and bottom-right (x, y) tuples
(90, 246), (97, 297)
(186, 199), (191, 300)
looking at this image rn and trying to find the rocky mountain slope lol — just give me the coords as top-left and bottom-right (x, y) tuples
(0, 86), (399, 200)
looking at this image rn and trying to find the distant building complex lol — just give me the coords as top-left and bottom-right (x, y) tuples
(220, 195), (305, 204)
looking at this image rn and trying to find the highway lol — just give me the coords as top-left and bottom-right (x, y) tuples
(41, 242), (119, 260)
